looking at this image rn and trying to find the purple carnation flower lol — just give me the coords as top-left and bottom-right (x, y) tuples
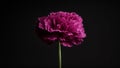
(35, 11), (86, 47)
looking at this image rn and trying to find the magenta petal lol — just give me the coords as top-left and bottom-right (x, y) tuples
(60, 41), (72, 47)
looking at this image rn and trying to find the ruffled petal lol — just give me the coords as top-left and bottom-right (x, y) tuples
(60, 41), (72, 47)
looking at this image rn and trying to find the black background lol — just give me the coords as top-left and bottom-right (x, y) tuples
(2, 0), (120, 68)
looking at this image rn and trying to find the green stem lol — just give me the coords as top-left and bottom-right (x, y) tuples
(59, 42), (62, 68)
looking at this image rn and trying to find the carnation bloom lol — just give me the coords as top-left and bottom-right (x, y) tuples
(35, 11), (86, 47)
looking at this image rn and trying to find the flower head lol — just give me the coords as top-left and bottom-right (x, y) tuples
(35, 11), (86, 47)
